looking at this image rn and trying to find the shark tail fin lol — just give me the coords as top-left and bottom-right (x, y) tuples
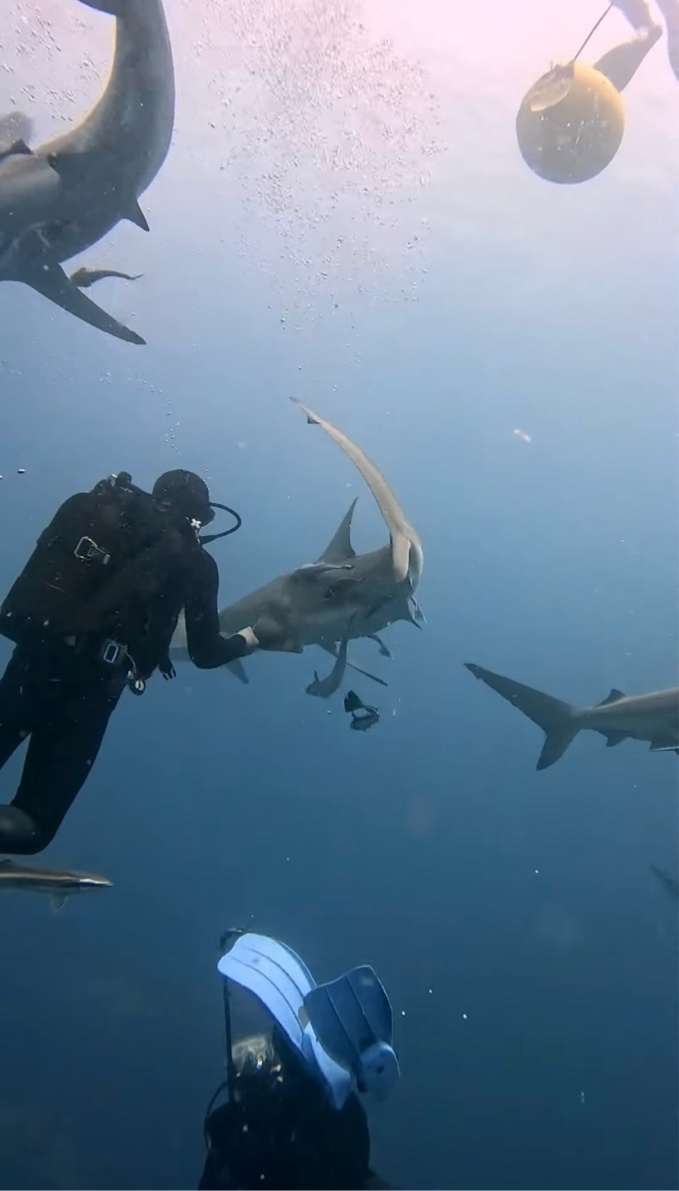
(464, 663), (580, 770)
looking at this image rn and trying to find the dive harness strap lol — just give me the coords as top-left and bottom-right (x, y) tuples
(63, 633), (147, 696)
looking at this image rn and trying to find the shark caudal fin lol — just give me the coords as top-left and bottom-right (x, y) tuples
(464, 663), (580, 770)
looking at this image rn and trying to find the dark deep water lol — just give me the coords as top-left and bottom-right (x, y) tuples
(0, 0), (677, 1187)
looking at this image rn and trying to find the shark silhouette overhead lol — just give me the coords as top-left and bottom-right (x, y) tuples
(465, 662), (679, 769)
(0, 0), (174, 345)
(170, 398), (424, 696)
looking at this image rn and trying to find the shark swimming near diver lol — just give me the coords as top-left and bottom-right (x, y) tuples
(0, 0), (174, 345)
(170, 398), (425, 696)
(0, 858), (112, 912)
(464, 662), (679, 769)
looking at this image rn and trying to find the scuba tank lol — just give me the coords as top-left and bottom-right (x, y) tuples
(0, 473), (167, 642)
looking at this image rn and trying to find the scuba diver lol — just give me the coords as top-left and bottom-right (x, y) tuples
(344, 690), (380, 732)
(199, 929), (400, 1190)
(516, 1), (673, 185)
(612, 0), (679, 81)
(0, 470), (297, 856)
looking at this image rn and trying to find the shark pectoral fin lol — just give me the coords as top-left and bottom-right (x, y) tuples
(124, 199), (149, 232)
(603, 730), (628, 748)
(226, 659), (249, 685)
(19, 262), (145, 345)
(306, 639), (349, 698)
(50, 893), (67, 913)
(368, 633), (393, 659)
(410, 598), (426, 626)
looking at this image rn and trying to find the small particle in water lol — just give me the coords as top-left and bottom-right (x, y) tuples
(17, 468), (25, 474)
(580, 1090), (586, 1105)
(428, 988), (433, 995)
(462, 1013), (468, 1020)
(513, 428), (531, 444)
(400, 1010), (406, 1017)
(534, 868), (539, 875)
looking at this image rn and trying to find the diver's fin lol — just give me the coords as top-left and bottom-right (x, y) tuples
(17, 261), (145, 345)
(226, 659), (249, 685)
(464, 662), (580, 770)
(50, 893), (67, 913)
(316, 501), (358, 565)
(594, 29), (661, 93)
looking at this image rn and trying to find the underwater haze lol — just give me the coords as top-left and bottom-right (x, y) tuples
(0, 0), (678, 1187)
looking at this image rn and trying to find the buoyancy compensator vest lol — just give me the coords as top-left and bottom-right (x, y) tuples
(0, 472), (178, 643)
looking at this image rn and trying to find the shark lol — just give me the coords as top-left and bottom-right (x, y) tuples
(0, 858), (112, 912)
(650, 865), (679, 902)
(0, 0), (175, 346)
(70, 266), (143, 288)
(464, 662), (679, 770)
(170, 398), (424, 696)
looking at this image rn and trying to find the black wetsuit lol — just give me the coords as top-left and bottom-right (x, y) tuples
(199, 1067), (391, 1190)
(0, 510), (248, 856)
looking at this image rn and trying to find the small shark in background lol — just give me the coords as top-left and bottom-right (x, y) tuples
(70, 267), (143, 289)
(0, 858), (112, 912)
(464, 663), (679, 769)
(170, 398), (424, 696)
(0, 0), (175, 345)
(650, 864), (679, 902)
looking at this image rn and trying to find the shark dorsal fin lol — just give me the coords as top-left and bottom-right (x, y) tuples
(316, 500), (357, 565)
(598, 688), (626, 706)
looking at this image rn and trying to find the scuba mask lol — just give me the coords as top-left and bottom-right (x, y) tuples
(109, 471), (242, 545)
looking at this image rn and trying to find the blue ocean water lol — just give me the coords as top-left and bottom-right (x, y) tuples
(0, 0), (677, 1187)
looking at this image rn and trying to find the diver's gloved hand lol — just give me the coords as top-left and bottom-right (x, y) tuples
(159, 656), (176, 681)
(249, 614), (303, 653)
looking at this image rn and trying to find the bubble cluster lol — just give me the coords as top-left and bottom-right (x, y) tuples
(195, 0), (443, 316)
